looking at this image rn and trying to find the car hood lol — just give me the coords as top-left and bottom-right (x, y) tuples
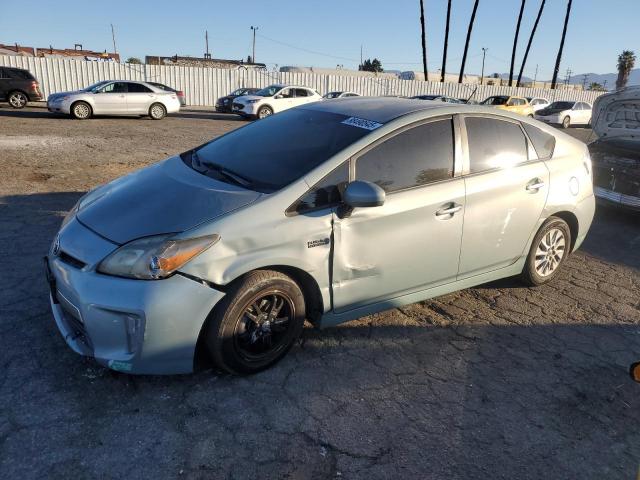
(76, 156), (262, 244)
(235, 95), (263, 104)
(592, 86), (640, 141)
(48, 90), (84, 100)
(536, 108), (568, 116)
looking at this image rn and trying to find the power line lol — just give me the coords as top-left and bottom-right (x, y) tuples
(256, 33), (358, 62)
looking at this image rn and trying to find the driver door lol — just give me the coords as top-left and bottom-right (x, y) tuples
(272, 88), (294, 113)
(92, 81), (128, 114)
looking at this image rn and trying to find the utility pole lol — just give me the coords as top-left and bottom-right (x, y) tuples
(480, 47), (488, 84)
(110, 24), (117, 54)
(250, 26), (258, 63)
(551, 0), (573, 89)
(581, 73), (588, 89)
(419, 0), (428, 81)
(204, 30), (211, 59)
(533, 64), (538, 85)
(564, 67), (572, 85)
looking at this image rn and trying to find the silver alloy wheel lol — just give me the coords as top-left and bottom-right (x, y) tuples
(534, 227), (566, 277)
(9, 92), (27, 108)
(258, 107), (272, 119)
(562, 116), (570, 128)
(73, 103), (90, 119)
(150, 104), (165, 119)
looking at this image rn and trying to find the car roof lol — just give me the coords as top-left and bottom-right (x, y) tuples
(301, 97), (459, 123)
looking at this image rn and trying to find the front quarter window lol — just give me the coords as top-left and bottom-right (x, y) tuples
(288, 163), (349, 215)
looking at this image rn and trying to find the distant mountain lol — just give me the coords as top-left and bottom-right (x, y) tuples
(487, 69), (640, 90)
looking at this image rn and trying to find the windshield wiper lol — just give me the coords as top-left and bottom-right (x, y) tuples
(188, 150), (254, 189)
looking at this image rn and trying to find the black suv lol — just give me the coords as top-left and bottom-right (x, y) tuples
(0, 67), (43, 108)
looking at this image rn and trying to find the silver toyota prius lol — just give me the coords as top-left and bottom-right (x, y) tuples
(45, 98), (595, 375)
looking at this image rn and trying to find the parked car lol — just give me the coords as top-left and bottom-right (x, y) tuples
(411, 94), (463, 103)
(526, 97), (550, 112)
(232, 84), (322, 119)
(589, 86), (640, 211)
(47, 80), (181, 120)
(0, 66), (43, 108)
(481, 95), (534, 116)
(147, 81), (187, 107)
(216, 87), (260, 113)
(45, 98), (594, 375)
(323, 91), (361, 99)
(534, 101), (592, 128)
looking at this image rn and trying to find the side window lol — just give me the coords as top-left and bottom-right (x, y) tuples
(128, 83), (152, 93)
(294, 88), (309, 97)
(0, 68), (6, 78)
(522, 123), (556, 159)
(100, 83), (115, 93)
(356, 119), (454, 192)
(465, 117), (528, 173)
(111, 82), (128, 93)
(288, 162), (349, 214)
(279, 88), (293, 98)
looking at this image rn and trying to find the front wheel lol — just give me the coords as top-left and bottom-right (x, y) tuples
(521, 217), (571, 286)
(71, 101), (92, 119)
(562, 116), (571, 129)
(8, 91), (28, 109)
(257, 105), (273, 119)
(205, 270), (306, 374)
(149, 102), (166, 120)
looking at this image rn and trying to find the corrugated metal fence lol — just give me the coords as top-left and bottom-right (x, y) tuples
(1, 55), (604, 106)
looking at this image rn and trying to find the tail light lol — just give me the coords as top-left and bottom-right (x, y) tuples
(176, 91), (184, 97)
(30, 81), (40, 91)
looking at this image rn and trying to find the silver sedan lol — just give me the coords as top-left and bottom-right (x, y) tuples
(47, 80), (181, 120)
(45, 98), (595, 375)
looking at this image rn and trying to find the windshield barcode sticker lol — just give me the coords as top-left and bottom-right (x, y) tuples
(341, 117), (383, 130)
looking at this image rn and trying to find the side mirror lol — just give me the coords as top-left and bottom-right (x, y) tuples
(343, 180), (386, 208)
(630, 362), (640, 383)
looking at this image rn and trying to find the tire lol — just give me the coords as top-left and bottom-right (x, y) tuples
(205, 270), (306, 374)
(8, 91), (28, 109)
(521, 216), (572, 286)
(562, 116), (571, 129)
(71, 101), (92, 119)
(257, 105), (273, 119)
(149, 102), (166, 120)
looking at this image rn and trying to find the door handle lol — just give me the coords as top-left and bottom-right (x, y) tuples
(526, 180), (545, 192)
(435, 203), (463, 217)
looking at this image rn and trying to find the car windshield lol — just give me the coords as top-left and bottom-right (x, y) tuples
(255, 85), (283, 97)
(482, 96), (509, 106)
(182, 109), (372, 193)
(548, 101), (575, 110)
(231, 89), (246, 96)
(323, 92), (342, 99)
(84, 81), (110, 93)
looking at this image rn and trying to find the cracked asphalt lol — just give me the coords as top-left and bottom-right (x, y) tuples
(0, 106), (639, 479)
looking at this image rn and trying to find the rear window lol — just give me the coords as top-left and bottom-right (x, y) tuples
(6, 68), (33, 80)
(522, 123), (556, 159)
(465, 117), (528, 173)
(185, 108), (372, 192)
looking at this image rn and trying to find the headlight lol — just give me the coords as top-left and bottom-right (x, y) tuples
(246, 99), (260, 104)
(97, 234), (220, 280)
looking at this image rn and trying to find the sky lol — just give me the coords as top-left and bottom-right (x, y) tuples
(1, 0), (637, 80)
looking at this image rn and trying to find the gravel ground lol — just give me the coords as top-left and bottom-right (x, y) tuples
(0, 106), (639, 480)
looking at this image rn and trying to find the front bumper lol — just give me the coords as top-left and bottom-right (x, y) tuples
(45, 220), (226, 374)
(47, 99), (71, 114)
(534, 115), (561, 124)
(232, 102), (258, 116)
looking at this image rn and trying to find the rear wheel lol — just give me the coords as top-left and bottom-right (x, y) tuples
(562, 116), (571, 129)
(71, 101), (92, 119)
(8, 91), (28, 109)
(149, 102), (166, 120)
(205, 270), (306, 374)
(257, 105), (273, 119)
(521, 217), (571, 286)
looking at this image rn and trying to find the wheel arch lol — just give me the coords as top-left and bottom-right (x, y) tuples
(547, 210), (579, 252)
(70, 99), (93, 115)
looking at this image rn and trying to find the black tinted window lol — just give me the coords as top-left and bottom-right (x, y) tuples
(466, 117), (528, 173)
(294, 88), (309, 97)
(522, 123), (556, 159)
(356, 119), (454, 192)
(6, 69), (31, 80)
(289, 162), (349, 214)
(188, 109), (370, 192)
(128, 83), (152, 93)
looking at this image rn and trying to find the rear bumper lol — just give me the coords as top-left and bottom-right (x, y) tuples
(573, 193), (596, 251)
(45, 250), (226, 375)
(594, 187), (640, 211)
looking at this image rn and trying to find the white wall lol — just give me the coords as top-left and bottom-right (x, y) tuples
(0, 55), (605, 107)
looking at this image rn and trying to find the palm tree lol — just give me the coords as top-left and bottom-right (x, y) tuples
(551, 0), (573, 89)
(509, 0), (526, 86)
(458, 0), (480, 83)
(419, 0), (428, 81)
(441, 0), (451, 82)
(516, 0), (546, 87)
(616, 50), (636, 90)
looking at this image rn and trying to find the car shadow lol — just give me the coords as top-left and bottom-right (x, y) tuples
(0, 107), (69, 119)
(169, 110), (247, 121)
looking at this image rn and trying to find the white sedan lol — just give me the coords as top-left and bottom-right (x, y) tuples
(526, 97), (550, 112)
(47, 80), (181, 120)
(232, 84), (322, 119)
(322, 91), (361, 99)
(534, 101), (592, 128)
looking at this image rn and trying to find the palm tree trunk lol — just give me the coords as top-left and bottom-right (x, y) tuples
(458, 0), (480, 83)
(419, 0), (428, 81)
(509, 0), (526, 86)
(441, 0), (451, 82)
(551, 0), (573, 89)
(516, 0), (546, 87)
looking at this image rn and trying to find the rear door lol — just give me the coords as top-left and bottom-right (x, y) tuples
(332, 117), (465, 311)
(126, 82), (156, 114)
(458, 115), (549, 278)
(0, 68), (8, 100)
(92, 81), (128, 114)
(293, 88), (312, 107)
(272, 88), (294, 112)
